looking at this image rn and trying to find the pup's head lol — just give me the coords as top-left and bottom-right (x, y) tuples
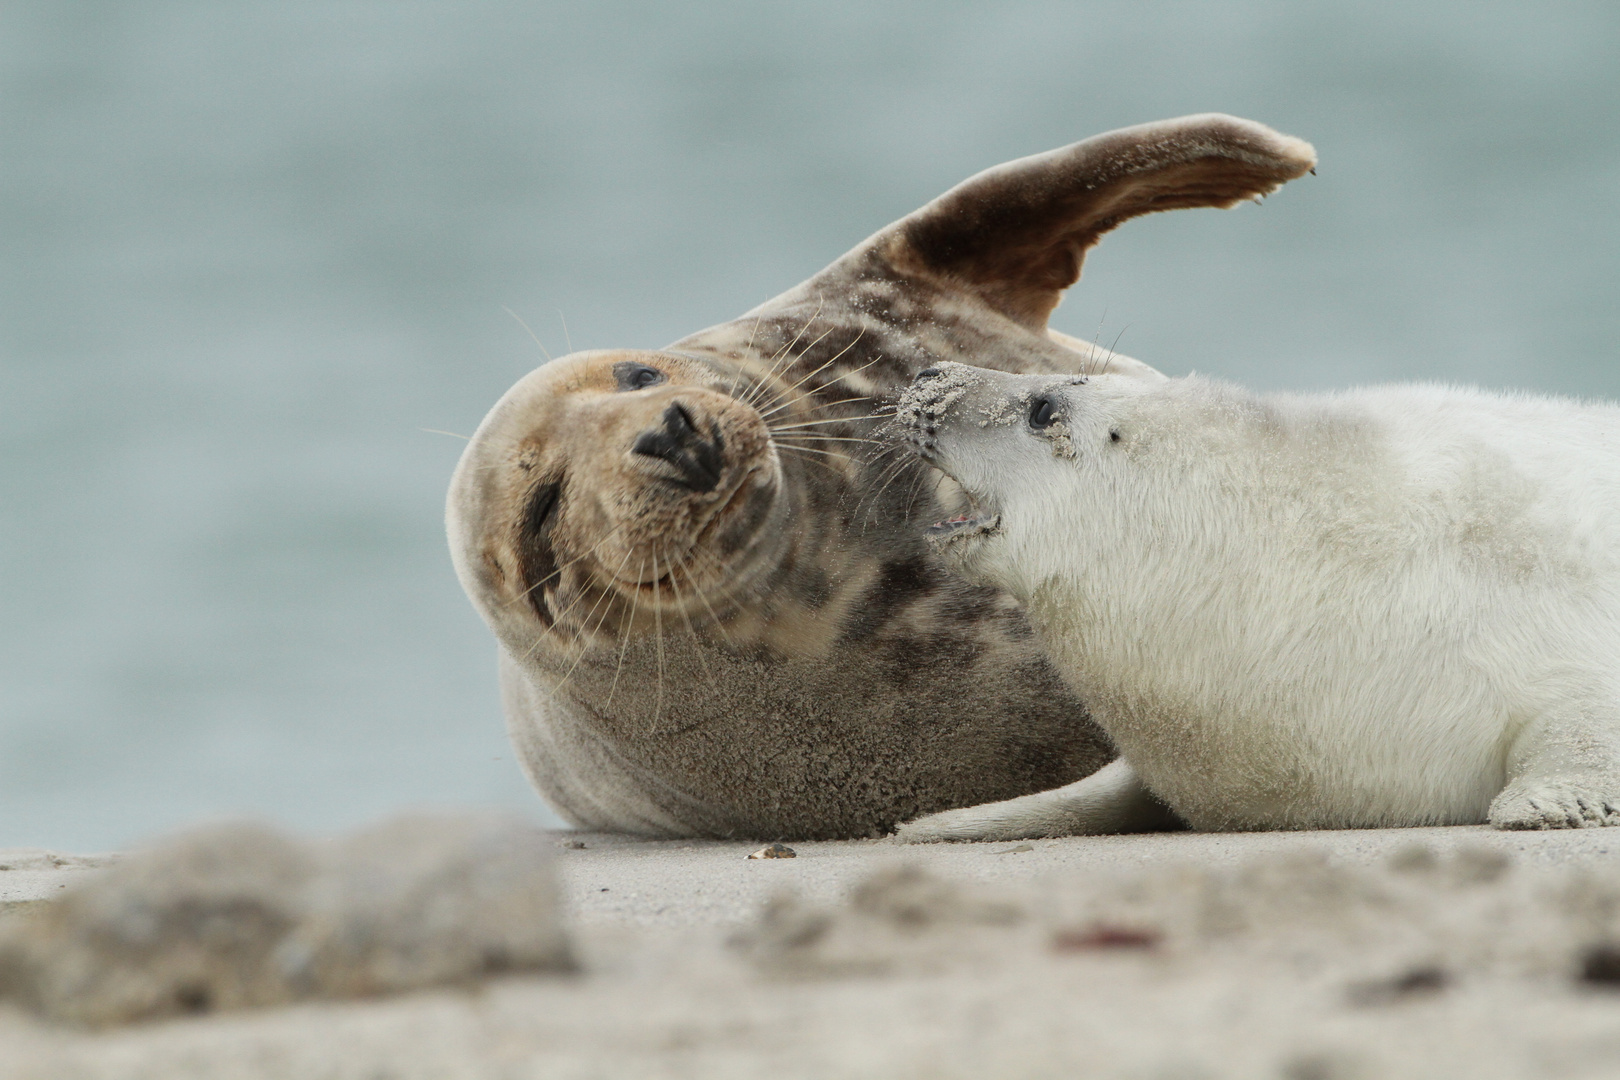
(897, 361), (1154, 592)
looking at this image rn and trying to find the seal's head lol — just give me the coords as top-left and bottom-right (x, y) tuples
(449, 348), (786, 652)
(896, 361), (1134, 580)
(899, 359), (1214, 602)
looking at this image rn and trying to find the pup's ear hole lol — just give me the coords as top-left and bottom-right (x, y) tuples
(875, 114), (1315, 331)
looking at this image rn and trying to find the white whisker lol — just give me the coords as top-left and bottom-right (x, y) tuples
(605, 557), (645, 708)
(661, 546), (719, 691)
(557, 310), (574, 354)
(649, 549), (666, 734)
(767, 412), (886, 432)
(502, 306), (553, 362)
(749, 319), (838, 412)
(771, 434), (881, 446)
(743, 296), (824, 409)
(755, 328), (870, 422)
(681, 549), (737, 650)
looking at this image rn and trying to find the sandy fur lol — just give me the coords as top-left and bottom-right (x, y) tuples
(899, 364), (1620, 839)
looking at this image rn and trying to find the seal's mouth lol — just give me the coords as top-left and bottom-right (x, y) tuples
(692, 465), (759, 546)
(925, 512), (1001, 544)
(925, 490), (1001, 545)
(606, 464), (769, 599)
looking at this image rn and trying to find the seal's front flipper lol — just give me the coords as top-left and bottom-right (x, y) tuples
(872, 114), (1317, 332)
(893, 758), (1183, 843)
(1489, 707), (1620, 829)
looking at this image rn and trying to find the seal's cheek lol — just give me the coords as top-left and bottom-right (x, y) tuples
(565, 481), (681, 578)
(708, 472), (779, 559)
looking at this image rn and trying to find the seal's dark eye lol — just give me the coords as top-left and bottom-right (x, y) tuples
(613, 361), (668, 392)
(1028, 394), (1060, 430)
(523, 480), (561, 535)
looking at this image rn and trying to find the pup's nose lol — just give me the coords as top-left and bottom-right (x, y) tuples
(632, 402), (725, 492)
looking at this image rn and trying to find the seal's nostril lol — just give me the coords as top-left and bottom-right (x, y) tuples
(632, 401), (724, 493)
(664, 402), (696, 436)
(916, 367), (944, 382)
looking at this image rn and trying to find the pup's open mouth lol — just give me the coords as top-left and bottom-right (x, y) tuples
(925, 513), (1001, 542)
(925, 495), (1001, 544)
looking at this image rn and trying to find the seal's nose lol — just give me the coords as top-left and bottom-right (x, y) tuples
(916, 367), (944, 381)
(632, 402), (725, 492)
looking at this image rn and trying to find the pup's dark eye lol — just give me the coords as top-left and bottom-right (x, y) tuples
(1028, 394), (1060, 430)
(613, 361), (668, 391)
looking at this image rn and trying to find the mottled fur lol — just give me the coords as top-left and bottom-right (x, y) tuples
(447, 115), (1316, 838)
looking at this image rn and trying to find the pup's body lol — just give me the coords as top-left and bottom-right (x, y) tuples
(897, 365), (1620, 838)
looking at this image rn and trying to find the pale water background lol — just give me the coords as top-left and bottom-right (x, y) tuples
(3, 3), (1617, 851)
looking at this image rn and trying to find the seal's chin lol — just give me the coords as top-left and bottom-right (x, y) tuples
(603, 461), (778, 602)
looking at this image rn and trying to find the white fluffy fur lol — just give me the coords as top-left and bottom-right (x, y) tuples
(896, 364), (1620, 840)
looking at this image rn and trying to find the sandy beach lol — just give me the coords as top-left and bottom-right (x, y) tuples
(4, 825), (1620, 1079)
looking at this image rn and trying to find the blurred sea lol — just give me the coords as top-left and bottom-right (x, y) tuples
(3, 3), (1617, 850)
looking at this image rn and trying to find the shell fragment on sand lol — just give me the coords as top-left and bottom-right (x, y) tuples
(747, 844), (797, 860)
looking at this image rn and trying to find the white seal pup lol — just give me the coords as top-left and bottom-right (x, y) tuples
(895, 362), (1620, 839)
(449, 115), (1317, 839)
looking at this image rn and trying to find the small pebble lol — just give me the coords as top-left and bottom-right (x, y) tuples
(562, 840), (587, 850)
(1580, 943), (1620, 985)
(747, 843), (797, 860)
(1347, 964), (1448, 1005)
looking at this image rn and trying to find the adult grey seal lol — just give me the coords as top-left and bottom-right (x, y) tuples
(447, 114), (1316, 838)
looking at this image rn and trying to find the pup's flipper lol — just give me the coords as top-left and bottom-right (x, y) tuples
(1490, 706), (1620, 829)
(1490, 781), (1620, 829)
(894, 758), (1183, 843)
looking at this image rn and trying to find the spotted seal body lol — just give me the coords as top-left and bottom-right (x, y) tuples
(447, 115), (1317, 838)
